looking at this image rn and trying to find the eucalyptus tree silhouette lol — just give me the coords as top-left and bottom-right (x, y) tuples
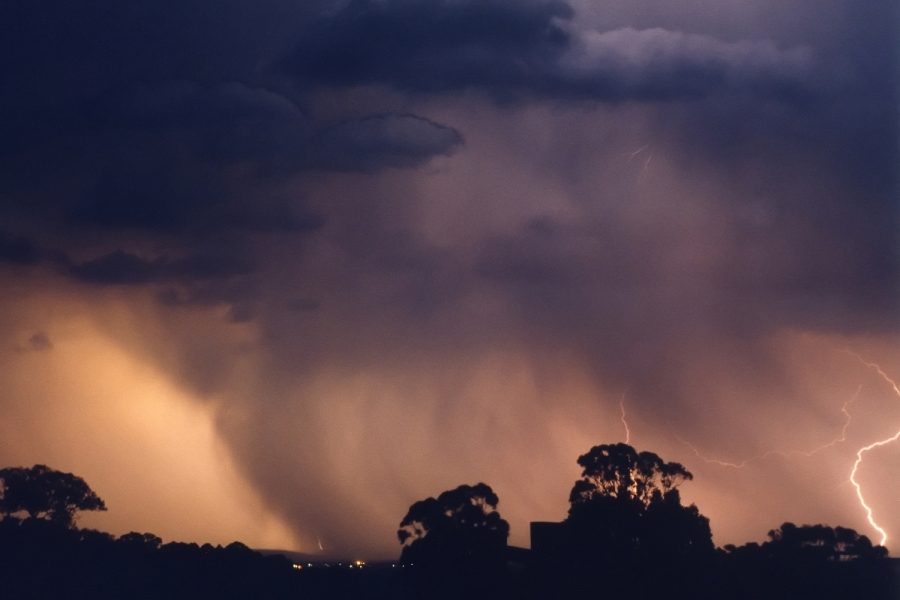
(570, 442), (693, 507)
(0, 464), (106, 527)
(398, 482), (509, 572)
(541, 443), (715, 599)
(566, 443), (711, 558)
(721, 523), (893, 600)
(765, 523), (887, 562)
(726, 522), (887, 563)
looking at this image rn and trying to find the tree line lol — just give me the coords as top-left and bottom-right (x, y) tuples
(0, 444), (895, 599)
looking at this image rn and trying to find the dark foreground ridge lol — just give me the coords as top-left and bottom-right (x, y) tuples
(1, 451), (897, 600)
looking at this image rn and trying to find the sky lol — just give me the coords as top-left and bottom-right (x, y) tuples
(0, 0), (898, 559)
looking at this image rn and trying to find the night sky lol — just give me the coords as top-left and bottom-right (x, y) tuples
(0, 0), (897, 559)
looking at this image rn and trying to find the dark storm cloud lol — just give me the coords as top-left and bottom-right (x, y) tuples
(0, 231), (41, 265)
(3, 78), (458, 235)
(66, 250), (253, 286)
(1, 0), (898, 559)
(0, 2), (306, 153)
(284, 0), (814, 100)
(54, 81), (317, 234)
(0, 1), (454, 194)
(285, 0), (573, 93)
(313, 113), (463, 171)
(0, 0), (462, 329)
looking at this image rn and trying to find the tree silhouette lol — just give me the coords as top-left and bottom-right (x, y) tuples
(569, 443), (693, 507)
(727, 522), (888, 562)
(0, 464), (106, 527)
(564, 444), (713, 566)
(397, 482), (509, 572)
(721, 523), (892, 600)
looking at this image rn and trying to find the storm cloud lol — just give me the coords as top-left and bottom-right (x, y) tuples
(0, 0), (897, 558)
(285, 0), (814, 100)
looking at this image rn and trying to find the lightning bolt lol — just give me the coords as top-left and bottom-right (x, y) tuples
(850, 432), (899, 546)
(316, 535), (325, 552)
(681, 351), (900, 547)
(677, 436), (766, 469)
(625, 145), (648, 160)
(640, 152), (653, 177)
(619, 396), (631, 444)
(678, 386), (859, 469)
(847, 351), (900, 397)
(622, 145), (653, 183)
(846, 353), (900, 546)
